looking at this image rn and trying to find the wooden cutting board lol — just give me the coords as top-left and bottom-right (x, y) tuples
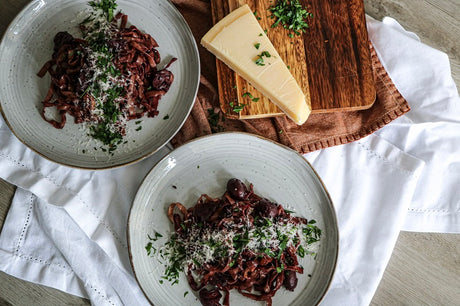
(209, 0), (376, 120)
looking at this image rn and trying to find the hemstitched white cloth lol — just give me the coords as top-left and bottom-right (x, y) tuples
(0, 189), (148, 305)
(0, 17), (459, 305)
(368, 17), (460, 233)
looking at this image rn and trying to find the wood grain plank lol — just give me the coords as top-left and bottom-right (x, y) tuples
(371, 232), (460, 305)
(0, 180), (15, 230)
(0, 271), (90, 306)
(299, 0), (376, 112)
(210, 0), (240, 119)
(210, 0), (376, 120)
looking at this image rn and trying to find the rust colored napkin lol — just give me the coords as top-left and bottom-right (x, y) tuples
(170, 0), (410, 153)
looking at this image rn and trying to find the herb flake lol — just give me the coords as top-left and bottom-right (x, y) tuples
(254, 50), (272, 66)
(268, 0), (314, 37)
(88, 0), (118, 22)
(232, 103), (246, 113)
(207, 109), (225, 133)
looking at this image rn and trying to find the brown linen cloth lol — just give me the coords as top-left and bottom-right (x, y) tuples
(170, 0), (410, 154)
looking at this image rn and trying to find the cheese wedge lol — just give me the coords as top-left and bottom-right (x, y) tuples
(201, 4), (311, 125)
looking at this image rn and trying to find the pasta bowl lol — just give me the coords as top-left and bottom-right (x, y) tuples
(0, 0), (199, 169)
(128, 132), (338, 305)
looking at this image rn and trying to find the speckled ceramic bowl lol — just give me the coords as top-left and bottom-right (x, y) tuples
(128, 132), (338, 305)
(0, 0), (199, 169)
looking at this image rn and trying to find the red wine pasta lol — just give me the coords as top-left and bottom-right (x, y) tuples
(37, 1), (175, 151)
(146, 179), (322, 306)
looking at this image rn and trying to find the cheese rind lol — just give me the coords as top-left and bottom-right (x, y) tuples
(201, 4), (311, 125)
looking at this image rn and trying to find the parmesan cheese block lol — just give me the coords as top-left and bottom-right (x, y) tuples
(201, 4), (311, 125)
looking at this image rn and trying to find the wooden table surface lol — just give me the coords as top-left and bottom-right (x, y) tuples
(0, 0), (459, 305)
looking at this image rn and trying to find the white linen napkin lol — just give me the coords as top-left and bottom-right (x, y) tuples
(368, 17), (460, 233)
(0, 16), (459, 306)
(0, 188), (149, 305)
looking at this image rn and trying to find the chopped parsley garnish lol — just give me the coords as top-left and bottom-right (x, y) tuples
(106, 86), (124, 104)
(163, 114), (170, 120)
(303, 220), (322, 244)
(96, 55), (112, 68)
(89, 123), (122, 150)
(145, 242), (154, 255)
(268, 0), (314, 36)
(148, 232), (163, 241)
(77, 2), (133, 151)
(207, 109), (225, 133)
(62, 1), (170, 153)
(254, 43), (261, 49)
(255, 51), (272, 66)
(146, 217), (321, 286)
(276, 263), (285, 273)
(144, 182), (322, 292)
(255, 57), (265, 66)
(145, 232), (163, 256)
(88, 0), (118, 22)
(297, 245), (305, 258)
(79, 85), (91, 98)
(242, 92), (260, 102)
(230, 102), (246, 113)
(261, 51), (271, 58)
(88, 30), (109, 53)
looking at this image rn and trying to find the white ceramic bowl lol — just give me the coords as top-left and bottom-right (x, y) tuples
(128, 132), (338, 305)
(0, 0), (200, 169)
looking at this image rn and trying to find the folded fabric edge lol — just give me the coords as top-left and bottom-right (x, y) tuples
(0, 188), (88, 299)
(358, 133), (425, 176)
(318, 133), (426, 305)
(355, 133), (425, 303)
(380, 17), (421, 42)
(402, 210), (460, 233)
(0, 150), (132, 273)
(0, 249), (87, 299)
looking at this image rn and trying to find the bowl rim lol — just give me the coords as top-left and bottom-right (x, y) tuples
(0, 0), (200, 170)
(127, 131), (339, 306)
